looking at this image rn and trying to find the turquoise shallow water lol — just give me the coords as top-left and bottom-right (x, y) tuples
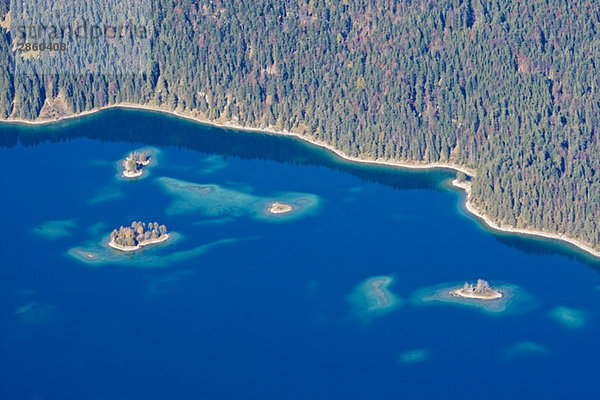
(1, 109), (599, 399)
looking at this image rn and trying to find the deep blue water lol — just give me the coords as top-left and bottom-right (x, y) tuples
(1, 109), (599, 400)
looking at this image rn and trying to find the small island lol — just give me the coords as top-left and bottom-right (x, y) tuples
(122, 150), (152, 178)
(410, 281), (533, 314)
(268, 202), (293, 214)
(108, 221), (169, 252)
(450, 279), (503, 300)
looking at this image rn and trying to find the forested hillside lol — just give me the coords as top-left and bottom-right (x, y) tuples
(1, 0), (599, 252)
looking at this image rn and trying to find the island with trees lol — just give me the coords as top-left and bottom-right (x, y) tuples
(108, 221), (169, 252)
(411, 281), (533, 314)
(121, 150), (152, 178)
(451, 279), (503, 300)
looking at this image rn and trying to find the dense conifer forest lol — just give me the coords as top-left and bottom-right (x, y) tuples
(1, 0), (599, 252)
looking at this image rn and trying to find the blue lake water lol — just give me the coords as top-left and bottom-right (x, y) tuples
(1, 109), (599, 399)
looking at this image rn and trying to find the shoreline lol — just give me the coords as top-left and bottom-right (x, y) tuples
(122, 169), (143, 178)
(2, 102), (598, 259)
(268, 202), (293, 214)
(108, 233), (170, 252)
(0, 102), (476, 174)
(450, 288), (503, 300)
(452, 179), (600, 259)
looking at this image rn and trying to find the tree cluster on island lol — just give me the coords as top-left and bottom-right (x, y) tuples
(450, 279), (502, 300)
(110, 221), (167, 247)
(123, 151), (151, 175)
(462, 279), (496, 295)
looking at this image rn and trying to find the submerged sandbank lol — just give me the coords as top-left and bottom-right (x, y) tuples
(88, 185), (124, 204)
(32, 219), (77, 239)
(504, 341), (550, 359)
(347, 276), (403, 318)
(146, 270), (195, 297)
(548, 306), (588, 329)
(157, 176), (319, 222)
(397, 349), (431, 365)
(68, 233), (245, 268)
(15, 301), (58, 325)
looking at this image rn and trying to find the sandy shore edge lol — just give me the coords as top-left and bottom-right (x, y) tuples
(450, 288), (503, 300)
(2, 103), (598, 259)
(122, 169), (143, 178)
(108, 233), (170, 252)
(452, 179), (600, 259)
(0, 103), (476, 174)
(268, 202), (293, 214)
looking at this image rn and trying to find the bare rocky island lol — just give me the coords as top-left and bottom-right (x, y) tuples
(450, 279), (503, 300)
(122, 150), (152, 178)
(109, 221), (169, 252)
(267, 202), (293, 214)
